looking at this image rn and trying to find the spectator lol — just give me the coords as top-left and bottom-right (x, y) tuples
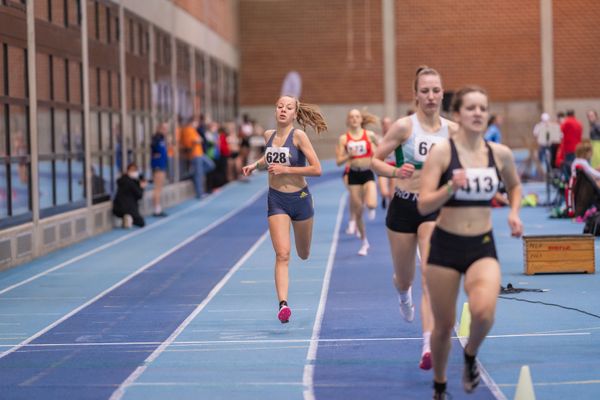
(180, 116), (215, 198)
(560, 109), (583, 174)
(217, 125), (231, 185)
(484, 114), (502, 143)
(533, 112), (562, 173)
(571, 140), (600, 184)
(587, 110), (600, 168)
(180, 117), (206, 198)
(239, 114), (253, 168)
(204, 121), (222, 192)
(226, 124), (242, 181)
(150, 122), (169, 217)
(113, 163), (146, 228)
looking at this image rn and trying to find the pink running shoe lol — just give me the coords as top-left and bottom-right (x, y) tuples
(278, 305), (291, 323)
(419, 352), (432, 370)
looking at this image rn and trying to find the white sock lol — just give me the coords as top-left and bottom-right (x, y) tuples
(154, 206), (162, 214)
(362, 238), (369, 247)
(367, 208), (376, 221)
(422, 331), (431, 354)
(398, 287), (412, 303)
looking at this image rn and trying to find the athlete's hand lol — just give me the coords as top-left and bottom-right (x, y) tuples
(451, 169), (467, 190)
(268, 164), (288, 175)
(508, 211), (523, 238)
(241, 164), (255, 176)
(398, 163), (415, 179)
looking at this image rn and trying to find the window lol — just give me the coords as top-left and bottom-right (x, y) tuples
(88, 0), (120, 204)
(125, 14), (151, 180)
(36, 53), (85, 216)
(210, 57), (221, 123)
(0, 42), (31, 227)
(194, 51), (206, 119)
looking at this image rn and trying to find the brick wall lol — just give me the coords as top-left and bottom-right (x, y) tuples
(554, 0), (600, 99)
(171, 0), (239, 46)
(395, 0), (540, 102)
(239, 0), (384, 105)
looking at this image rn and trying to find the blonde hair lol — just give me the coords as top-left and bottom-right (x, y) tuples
(360, 109), (379, 128)
(575, 139), (593, 158)
(413, 65), (441, 92)
(280, 96), (328, 134)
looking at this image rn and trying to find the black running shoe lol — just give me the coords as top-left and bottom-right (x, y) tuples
(462, 355), (481, 393)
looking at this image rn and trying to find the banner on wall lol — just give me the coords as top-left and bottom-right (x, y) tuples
(281, 71), (302, 98)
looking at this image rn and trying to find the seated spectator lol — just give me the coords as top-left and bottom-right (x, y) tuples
(113, 163), (147, 228)
(571, 140), (600, 184)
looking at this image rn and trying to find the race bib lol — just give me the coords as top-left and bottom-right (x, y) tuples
(347, 140), (368, 157)
(414, 134), (444, 162)
(265, 147), (291, 166)
(454, 168), (499, 201)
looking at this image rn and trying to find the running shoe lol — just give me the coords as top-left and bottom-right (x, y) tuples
(462, 355), (480, 393)
(419, 351), (432, 370)
(345, 220), (356, 235)
(278, 304), (291, 324)
(397, 294), (415, 322)
(358, 242), (370, 256)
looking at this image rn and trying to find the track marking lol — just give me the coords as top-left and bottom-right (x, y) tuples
(496, 379), (600, 387)
(0, 189), (232, 296)
(303, 193), (347, 400)
(0, 190), (265, 361)
(0, 331), (588, 349)
(109, 231), (270, 400)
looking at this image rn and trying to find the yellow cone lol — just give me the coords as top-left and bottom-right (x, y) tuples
(514, 365), (536, 400)
(458, 302), (471, 337)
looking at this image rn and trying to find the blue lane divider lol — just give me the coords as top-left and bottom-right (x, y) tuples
(0, 192), (268, 400)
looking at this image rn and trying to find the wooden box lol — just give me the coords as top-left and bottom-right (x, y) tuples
(523, 235), (595, 275)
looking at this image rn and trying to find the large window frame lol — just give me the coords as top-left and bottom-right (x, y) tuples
(35, 0), (85, 217)
(125, 11), (151, 180)
(87, 0), (120, 204)
(0, 3), (32, 228)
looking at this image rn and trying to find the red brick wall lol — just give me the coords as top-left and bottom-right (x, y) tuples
(396, 1), (540, 102)
(172, 0), (238, 46)
(239, 0), (545, 106)
(239, 0), (383, 105)
(554, 0), (600, 98)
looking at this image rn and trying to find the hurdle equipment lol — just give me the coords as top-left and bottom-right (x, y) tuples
(523, 235), (595, 275)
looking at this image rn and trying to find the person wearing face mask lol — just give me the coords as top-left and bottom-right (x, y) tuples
(371, 66), (458, 371)
(112, 162), (147, 228)
(418, 86), (523, 400)
(242, 95), (327, 324)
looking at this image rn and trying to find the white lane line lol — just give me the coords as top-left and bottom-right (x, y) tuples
(129, 381), (304, 387)
(497, 379), (600, 387)
(0, 189), (265, 362)
(303, 193), (347, 400)
(0, 190), (228, 297)
(0, 331), (589, 349)
(109, 231), (270, 400)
